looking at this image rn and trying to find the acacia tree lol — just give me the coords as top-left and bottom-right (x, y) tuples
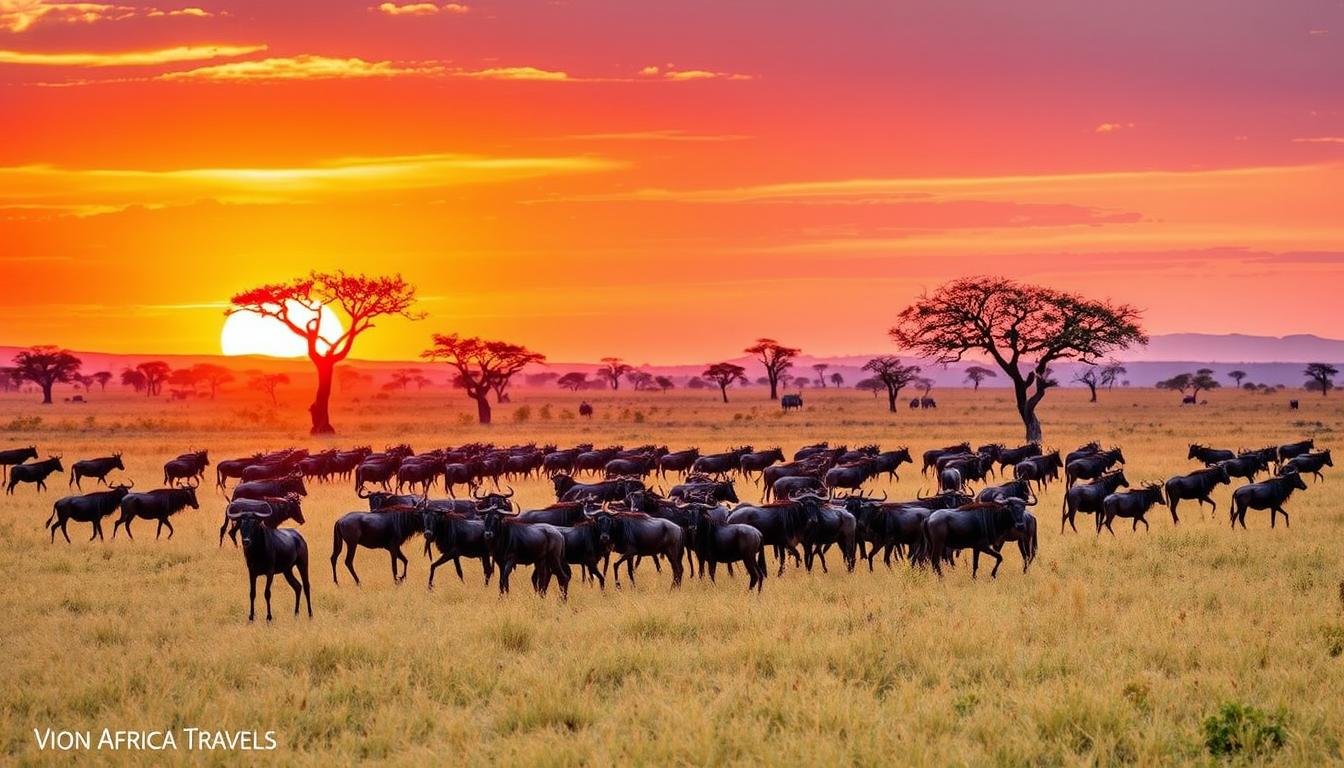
(703, 362), (747, 403)
(120, 368), (147, 393)
(745, 338), (800, 400)
(230, 271), (422, 434)
(595, 357), (633, 390)
(90, 371), (112, 391)
(812, 363), (829, 387)
(557, 372), (588, 391)
(964, 365), (996, 390)
(1073, 367), (1100, 402)
(1228, 369), (1247, 388)
(423, 334), (545, 424)
(655, 375), (675, 392)
(12, 346), (82, 404)
(862, 356), (921, 413)
(891, 277), (1145, 441)
(830, 371), (844, 388)
(250, 372), (288, 405)
(135, 361), (171, 397)
(187, 364), (232, 398)
(1099, 360), (1127, 389)
(1304, 362), (1338, 396)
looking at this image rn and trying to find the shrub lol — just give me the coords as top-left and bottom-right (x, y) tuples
(1202, 702), (1288, 758)
(539, 404), (553, 421)
(512, 405), (532, 423)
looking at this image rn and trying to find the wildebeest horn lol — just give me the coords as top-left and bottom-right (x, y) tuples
(502, 485), (515, 498)
(877, 490), (888, 502)
(357, 485), (372, 498)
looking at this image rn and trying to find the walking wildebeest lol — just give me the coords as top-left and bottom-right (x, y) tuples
(231, 475), (307, 501)
(47, 481), (133, 542)
(802, 503), (857, 573)
(922, 443), (971, 475)
(479, 506), (571, 598)
(225, 507), (312, 622)
(994, 443), (1042, 472)
(552, 512), (616, 589)
(739, 448), (785, 485)
(1277, 439), (1314, 464)
(825, 459), (880, 492)
(6, 455), (63, 494)
(1188, 444), (1235, 465)
(215, 453), (264, 488)
(1060, 470), (1129, 533)
(1065, 447), (1125, 487)
(726, 492), (827, 576)
(1014, 451), (1063, 491)
(1231, 471), (1309, 529)
(1100, 484), (1166, 534)
(1219, 452), (1269, 482)
(0, 445), (37, 481)
(691, 447), (753, 477)
(1280, 450), (1332, 482)
(668, 477), (739, 504)
(605, 510), (687, 587)
(330, 503), (424, 585)
(552, 474), (644, 503)
(69, 453), (124, 489)
(656, 448), (700, 479)
(1163, 464), (1231, 523)
(420, 509), (494, 587)
(922, 496), (1032, 579)
(163, 450), (209, 486)
(112, 482), (200, 539)
(219, 494), (305, 547)
(682, 503), (766, 592)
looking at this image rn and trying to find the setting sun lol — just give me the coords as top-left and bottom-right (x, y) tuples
(219, 301), (344, 358)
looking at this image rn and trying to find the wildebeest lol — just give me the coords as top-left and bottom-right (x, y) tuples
(225, 507), (312, 622)
(112, 483), (200, 539)
(977, 479), (1037, 505)
(0, 445), (37, 481)
(163, 450), (209, 486)
(994, 443), (1042, 471)
(668, 477), (739, 504)
(1014, 451), (1063, 491)
(1289, 399), (1300, 410)
(682, 503), (766, 592)
(726, 492), (827, 576)
(656, 448), (699, 478)
(825, 459), (880, 492)
(1280, 450), (1332, 482)
(793, 442), (831, 461)
(552, 474), (644, 503)
(330, 503), (424, 585)
(479, 506), (571, 598)
(47, 481), (133, 542)
(1064, 447), (1125, 487)
(396, 459), (442, 494)
(937, 467), (964, 494)
(6, 455), (63, 494)
(68, 453), (124, 489)
(1100, 484), (1166, 534)
(1163, 464), (1231, 523)
(739, 448), (785, 485)
(219, 494), (305, 547)
(216, 453), (263, 488)
(691, 447), (754, 477)
(922, 497), (1031, 578)
(606, 510), (686, 587)
(231, 475), (307, 501)
(1060, 470), (1129, 533)
(922, 443), (970, 475)
(802, 503), (857, 573)
(1230, 471), (1308, 529)
(578, 401), (593, 419)
(553, 512), (616, 588)
(781, 394), (803, 412)
(1188, 444), (1235, 465)
(1219, 452), (1270, 482)
(420, 509), (494, 587)
(1181, 394), (1197, 405)
(769, 475), (825, 504)
(1277, 439), (1314, 464)
(1065, 442), (1102, 466)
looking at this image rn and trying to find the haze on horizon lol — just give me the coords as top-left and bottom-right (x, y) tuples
(1, 0), (1341, 365)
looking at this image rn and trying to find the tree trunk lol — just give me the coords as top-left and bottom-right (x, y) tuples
(309, 360), (336, 434)
(973, 380), (980, 391)
(475, 395), (493, 425)
(767, 372), (779, 400)
(1013, 380), (1044, 442)
(1087, 383), (1097, 403)
(40, 381), (53, 404)
(719, 386), (729, 403)
(886, 390), (897, 412)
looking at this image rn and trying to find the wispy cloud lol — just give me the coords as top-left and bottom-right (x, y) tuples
(1094, 122), (1135, 133)
(0, 1), (215, 32)
(0, 43), (266, 67)
(159, 55), (440, 82)
(639, 64), (753, 82)
(561, 129), (749, 143)
(452, 65), (569, 81)
(0, 152), (623, 216)
(1292, 136), (1344, 144)
(375, 2), (468, 15)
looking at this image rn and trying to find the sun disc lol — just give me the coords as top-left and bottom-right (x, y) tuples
(220, 301), (345, 358)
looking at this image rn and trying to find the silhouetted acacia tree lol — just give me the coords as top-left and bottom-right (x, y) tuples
(745, 338), (800, 400)
(1304, 362), (1338, 396)
(1074, 367), (1100, 402)
(703, 362), (747, 403)
(557, 372), (588, 391)
(423, 334), (546, 424)
(135, 361), (171, 397)
(250, 373), (289, 405)
(891, 277), (1145, 441)
(862, 356), (921, 413)
(1227, 369), (1247, 388)
(12, 346), (82, 404)
(229, 271), (422, 434)
(964, 365), (996, 390)
(597, 358), (633, 390)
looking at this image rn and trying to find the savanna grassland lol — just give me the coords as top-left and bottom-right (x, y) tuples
(0, 384), (1341, 766)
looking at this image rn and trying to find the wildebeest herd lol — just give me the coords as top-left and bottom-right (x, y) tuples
(3, 436), (1329, 621)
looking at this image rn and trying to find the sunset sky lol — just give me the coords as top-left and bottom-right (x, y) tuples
(1, 0), (1342, 363)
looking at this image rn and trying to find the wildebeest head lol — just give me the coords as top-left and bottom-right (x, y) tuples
(1140, 482), (1166, 506)
(1281, 469), (1309, 492)
(584, 509), (616, 547)
(280, 493), (305, 525)
(182, 482), (200, 509)
(473, 484), (516, 512)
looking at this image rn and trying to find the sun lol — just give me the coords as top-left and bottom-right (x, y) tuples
(220, 301), (346, 358)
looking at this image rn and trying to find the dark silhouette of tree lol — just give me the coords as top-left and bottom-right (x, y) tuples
(250, 372), (289, 405)
(655, 375), (675, 392)
(703, 362), (747, 403)
(686, 376), (708, 390)
(12, 346), (82, 404)
(914, 376), (934, 398)
(167, 368), (199, 393)
(628, 371), (656, 391)
(229, 271), (422, 434)
(597, 357), (633, 390)
(863, 356), (921, 413)
(189, 364), (232, 398)
(812, 363), (829, 387)
(1099, 360), (1126, 389)
(1304, 362), (1338, 396)
(1073, 367), (1100, 402)
(336, 367), (372, 393)
(91, 371), (113, 392)
(1159, 371), (1219, 398)
(964, 365), (996, 390)
(524, 371), (560, 388)
(891, 277), (1145, 441)
(423, 334), (545, 424)
(745, 338), (800, 400)
(830, 371), (844, 387)
(135, 361), (171, 397)
(855, 377), (882, 397)
(557, 372), (588, 391)
(120, 368), (147, 393)
(1228, 369), (1247, 388)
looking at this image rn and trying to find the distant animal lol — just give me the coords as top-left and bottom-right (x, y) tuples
(225, 507), (312, 622)
(1230, 471), (1308, 529)
(0, 445), (38, 480)
(69, 453), (125, 489)
(6, 456), (63, 494)
(1180, 394), (1197, 405)
(578, 402), (593, 419)
(47, 482), (134, 542)
(1289, 399), (1299, 410)
(920, 397), (936, 409)
(781, 394), (803, 412)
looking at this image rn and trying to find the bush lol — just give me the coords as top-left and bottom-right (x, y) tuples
(539, 404), (552, 421)
(1202, 702), (1288, 758)
(512, 405), (531, 423)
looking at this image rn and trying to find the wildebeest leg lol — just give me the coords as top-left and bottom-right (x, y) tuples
(155, 519), (164, 539)
(817, 547), (830, 573)
(981, 546), (1004, 578)
(1168, 499), (1181, 525)
(498, 561), (513, 594)
(708, 561), (717, 583)
(218, 515), (230, 547)
(589, 563), (605, 590)
(427, 552), (454, 589)
(1279, 507), (1289, 527)
(247, 574), (257, 622)
(971, 549), (980, 578)
(162, 517), (174, 539)
(263, 573), (275, 621)
(344, 545), (360, 586)
(282, 569), (302, 615)
(389, 546), (407, 584)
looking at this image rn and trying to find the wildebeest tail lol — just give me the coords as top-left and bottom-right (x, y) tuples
(330, 524), (343, 583)
(45, 502), (58, 528)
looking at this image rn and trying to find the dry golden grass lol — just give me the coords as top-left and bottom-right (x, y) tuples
(0, 385), (1340, 766)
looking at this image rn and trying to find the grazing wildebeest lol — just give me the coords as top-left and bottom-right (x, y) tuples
(225, 507), (312, 622)
(232, 474), (307, 501)
(726, 492), (826, 576)
(780, 394), (803, 412)
(656, 448), (699, 479)
(112, 483), (200, 539)
(1280, 450), (1333, 482)
(1230, 471), (1309, 529)
(1277, 439), (1315, 465)
(68, 453), (125, 489)
(420, 509), (494, 587)
(0, 445), (37, 481)
(922, 443), (971, 475)
(682, 503), (766, 592)
(1060, 470), (1129, 533)
(923, 497), (1031, 578)
(1163, 464), (1231, 523)
(1188, 444), (1236, 465)
(6, 456), (63, 494)
(691, 447), (753, 477)
(995, 443), (1042, 472)
(668, 477), (739, 504)
(47, 481), (133, 542)
(739, 448), (785, 485)
(802, 503), (857, 573)
(479, 506), (571, 598)
(163, 450), (209, 486)
(330, 503), (424, 585)
(1219, 452), (1270, 482)
(1065, 447), (1125, 487)
(1014, 451), (1063, 491)
(871, 448), (913, 481)
(552, 474), (644, 503)
(1100, 484), (1166, 534)
(219, 494), (305, 547)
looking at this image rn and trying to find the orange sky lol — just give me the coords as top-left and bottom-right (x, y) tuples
(1, 0), (1342, 363)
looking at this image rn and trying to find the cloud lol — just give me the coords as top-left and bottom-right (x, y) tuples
(376, 2), (467, 15)
(0, 1), (215, 32)
(159, 55), (442, 82)
(561, 129), (749, 142)
(146, 7), (214, 18)
(0, 152), (623, 216)
(452, 65), (570, 81)
(1292, 136), (1344, 144)
(1094, 122), (1135, 133)
(638, 64), (753, 82)
(0, 43), (266, 67)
